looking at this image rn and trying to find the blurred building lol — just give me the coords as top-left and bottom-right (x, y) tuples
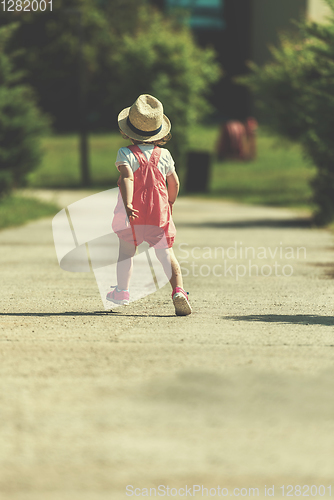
(150, 0), (331, 120)
(252, 0), (331, 67)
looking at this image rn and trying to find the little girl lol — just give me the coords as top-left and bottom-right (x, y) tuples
(106, 94), (192, 316)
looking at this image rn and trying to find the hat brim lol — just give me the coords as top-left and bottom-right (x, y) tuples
(118, 106), (171, 142)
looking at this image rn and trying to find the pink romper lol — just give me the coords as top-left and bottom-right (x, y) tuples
(112, 145), (176, 249)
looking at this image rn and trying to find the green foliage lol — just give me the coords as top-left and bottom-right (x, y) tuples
(28, 127), (315, 210)
(0, 24), (48, 198)
(109, 7), (221, 165)
(0, 0), (113, 131)
(241, 0), (334, 224)
(0, 195), (58, 230)
(1, 1), (221, 167)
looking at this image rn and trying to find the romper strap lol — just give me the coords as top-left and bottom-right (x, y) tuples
(127, 145), (148, 166)
(127, 145), (161, 167)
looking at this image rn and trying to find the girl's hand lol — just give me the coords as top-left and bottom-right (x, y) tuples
(126, 203), (139, 220)
(168, 200), (174, 214)
(166, 172), (179, 215)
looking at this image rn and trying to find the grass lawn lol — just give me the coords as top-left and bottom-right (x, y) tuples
(27, 124), (316, 208)
(188, 125), (316, 208)
(0, 195), (59, 230)
(28, 133), (124, 189)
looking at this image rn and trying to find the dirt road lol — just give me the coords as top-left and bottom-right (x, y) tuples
(0, 191), (333, 500)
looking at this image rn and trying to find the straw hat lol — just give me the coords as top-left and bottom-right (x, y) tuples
(118, 94), (171, 142)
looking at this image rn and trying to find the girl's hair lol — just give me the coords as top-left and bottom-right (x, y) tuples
(119, 129), (172, 146)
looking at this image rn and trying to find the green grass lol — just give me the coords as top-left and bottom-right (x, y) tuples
(27, 125), (316, 208)
(0, 125), (315, 231)
(188, 125), (316, 207)
(0, 195), (59, 230)
(28, 133), (124, 189)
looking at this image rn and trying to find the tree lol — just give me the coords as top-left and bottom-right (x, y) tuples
(241, 0), (334, 224)
(0, 0), (113, 132)
(107, 6), (221, 166)
(0, 0), (149, 186)
(1, 1), (221, 169)
(0, 1), (221, 188)
(0, 24), (48, 198)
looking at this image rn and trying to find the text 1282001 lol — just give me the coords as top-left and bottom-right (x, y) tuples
(1, 0), (52, 11)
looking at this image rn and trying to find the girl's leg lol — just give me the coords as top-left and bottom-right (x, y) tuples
(117, 239), (136, 290)
(155, 247), (183, 290)
(155, 246), (191, 315)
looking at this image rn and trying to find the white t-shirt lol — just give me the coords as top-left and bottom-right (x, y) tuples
(115, 144), (175, 180)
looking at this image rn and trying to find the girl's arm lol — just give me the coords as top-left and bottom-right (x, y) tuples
(118, 163), (139, 220)
(166, 172), (180, 212)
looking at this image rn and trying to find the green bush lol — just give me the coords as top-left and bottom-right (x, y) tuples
(0, 24), (48, 197)
(108, 6), (221, 166)
(1, 0), (113, 132)
(241, 0), (334, 224)
(1, 1), (221, 167)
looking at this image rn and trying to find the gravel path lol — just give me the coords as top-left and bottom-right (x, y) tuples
(0, 191), (333, 500)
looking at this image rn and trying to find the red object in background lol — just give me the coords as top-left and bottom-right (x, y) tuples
(216, 117), (258, 161)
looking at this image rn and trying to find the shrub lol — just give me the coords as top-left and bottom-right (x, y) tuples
(0, 0), (113, 132)
(241, 0), (334, 224)
(108, 6), (221, 166)
(0, 24), (48, 197)
(1, 2), (221, 169)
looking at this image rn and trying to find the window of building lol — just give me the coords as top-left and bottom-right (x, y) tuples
(166, 0), (225, 30)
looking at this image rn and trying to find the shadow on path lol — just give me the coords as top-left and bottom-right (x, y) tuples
(225, 314), (334, 326)
(177, 218), (313, 229)
(0, 312), (174, 318)
(310, 262), (334, 279)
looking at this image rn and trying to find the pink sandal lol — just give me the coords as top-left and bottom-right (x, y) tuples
(106, 286), (130, 305)
(172, 287), (192, 316)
